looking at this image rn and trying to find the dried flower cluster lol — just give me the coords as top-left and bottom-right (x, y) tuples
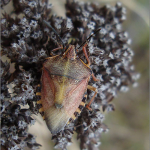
(1, 0), (139, 150)
(1, 62), (41, 150)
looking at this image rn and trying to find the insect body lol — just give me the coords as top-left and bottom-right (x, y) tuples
(37, 45), (96, 134)
(36, 21), (99, 135)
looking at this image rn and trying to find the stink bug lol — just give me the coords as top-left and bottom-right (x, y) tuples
(36, 20), (100, 135)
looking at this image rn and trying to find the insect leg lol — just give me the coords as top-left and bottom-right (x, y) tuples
(50, 45), (64, 56)
(52, 46), (63, 52)
(43, 36), (50, 47)
(91, 73), (99, 81)
(82, 44), (99, 81)
(86, 85), (98, 110)
(82, 43), (91, 66)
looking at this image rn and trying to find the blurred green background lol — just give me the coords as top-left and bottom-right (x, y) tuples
(2, 0), (149, 150)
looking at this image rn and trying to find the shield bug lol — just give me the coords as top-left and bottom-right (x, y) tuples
(36, 20), (100, 135)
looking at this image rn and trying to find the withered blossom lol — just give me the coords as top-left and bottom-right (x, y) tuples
(1, 0), (139, 150)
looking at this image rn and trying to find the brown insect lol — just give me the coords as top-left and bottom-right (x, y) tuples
(36, 21), (100, 135)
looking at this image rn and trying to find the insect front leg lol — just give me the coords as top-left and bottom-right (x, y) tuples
(52, 45), (63, 52)
(82, 43), (91, 67)
(86, 85), (98, 110)
(50, 45), (64, 56)
(82, 44), (99, 81)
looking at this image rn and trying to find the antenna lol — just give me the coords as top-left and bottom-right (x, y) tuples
(43, 20), (65, 49)
(77, 28), (101, 50)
